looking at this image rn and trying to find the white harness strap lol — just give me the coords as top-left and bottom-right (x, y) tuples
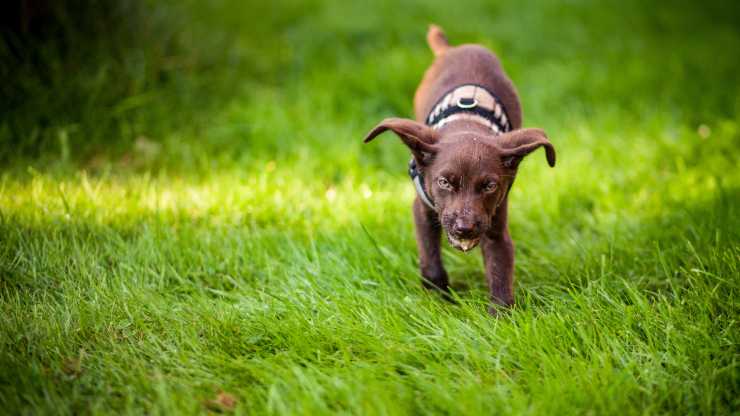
(426, 84), (511, 134)
(413, 173), (436, 210)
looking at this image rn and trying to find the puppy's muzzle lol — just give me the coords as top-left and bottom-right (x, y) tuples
(447, 218), (482, 252)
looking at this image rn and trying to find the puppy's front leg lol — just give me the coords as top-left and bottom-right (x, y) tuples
(481, 227), (515, 313)
(412, 197), (449, 292)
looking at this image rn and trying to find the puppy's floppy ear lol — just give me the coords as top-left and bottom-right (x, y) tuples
(497, 128), (556, 169)
(364, 118), (439, 166)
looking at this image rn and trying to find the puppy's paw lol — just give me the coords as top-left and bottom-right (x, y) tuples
(421, 278), (458, 303)
(420, 268), (449, 292)
(487, 303), (513, 317)
(421, 277), (449, 292)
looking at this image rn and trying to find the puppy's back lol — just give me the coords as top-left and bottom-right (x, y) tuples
(414, 30), (522, 129)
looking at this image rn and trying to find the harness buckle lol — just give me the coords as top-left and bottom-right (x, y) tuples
(457, 97), (478, 109)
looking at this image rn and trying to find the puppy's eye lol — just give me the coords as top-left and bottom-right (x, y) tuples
(482, 181), (497, 193)
(437, 177), (453, 190)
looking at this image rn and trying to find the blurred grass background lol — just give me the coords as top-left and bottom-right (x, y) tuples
(1, 0), (739, 414)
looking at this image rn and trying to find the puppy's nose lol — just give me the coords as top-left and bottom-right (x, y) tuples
(453, 218), (478, 238)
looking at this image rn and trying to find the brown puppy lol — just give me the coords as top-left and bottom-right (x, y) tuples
(364, 26), (556, 313)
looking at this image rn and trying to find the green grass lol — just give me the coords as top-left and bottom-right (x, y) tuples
(1, 0), (739, 414)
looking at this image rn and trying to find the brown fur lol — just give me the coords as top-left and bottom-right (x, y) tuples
(364, 26), (556, 314)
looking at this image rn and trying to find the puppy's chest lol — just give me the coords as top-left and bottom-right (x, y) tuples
(426, 84), (512, 135)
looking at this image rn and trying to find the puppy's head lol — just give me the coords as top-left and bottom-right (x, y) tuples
(364, 118), (555, 252)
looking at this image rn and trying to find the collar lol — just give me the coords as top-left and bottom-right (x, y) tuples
(409, 84), (512, 210)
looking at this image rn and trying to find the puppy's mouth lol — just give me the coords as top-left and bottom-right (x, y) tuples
(447, 234), (480, 252)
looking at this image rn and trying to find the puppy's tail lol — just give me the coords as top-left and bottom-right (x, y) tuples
(427, 24), (449, 56)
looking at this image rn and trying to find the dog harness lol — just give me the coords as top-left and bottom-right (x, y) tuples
(409, 84), (512, 210)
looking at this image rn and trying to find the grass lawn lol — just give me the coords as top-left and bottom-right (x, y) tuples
(1, 0), (739, 414)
